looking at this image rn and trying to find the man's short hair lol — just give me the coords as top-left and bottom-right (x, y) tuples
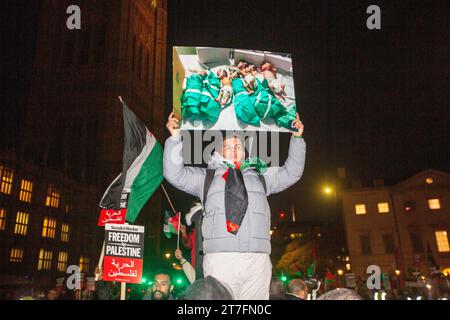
(287, 279), (307, 295)
(154, 270), (172, 284)
(180, 276), (234, 300)
(270, 277), (285, 296)
(317, 288), (363, 300)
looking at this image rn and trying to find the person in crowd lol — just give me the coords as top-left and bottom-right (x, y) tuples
(180, 276), (234, 300)
(269, 277), (286, 300)
(163, 111), (306, 300)
(45, 288), (59, 300)
(175, 248), (196, 284)
(285, 278), (308, 300)
(180, 200), (204, 278)
(317, 288), (363, 300)
(94, 266), (120, 300)
(143, 271), (175, 300)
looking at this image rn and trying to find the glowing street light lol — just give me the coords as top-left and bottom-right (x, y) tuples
(337, 269), (344, 276)
(395, 270), (401, 276)
(323, 186), (333, 195)
(164, 252), (171, 259)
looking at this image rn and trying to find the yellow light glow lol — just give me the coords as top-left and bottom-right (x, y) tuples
(428, 199), (441, 210)
(164, 253), (171, 259)
(337, 269), (344, 276)
(426, 177), (434, 184)
(395, 270), (401, 276)
(345, 263), (351, 271)
(355, 204), (367, 215)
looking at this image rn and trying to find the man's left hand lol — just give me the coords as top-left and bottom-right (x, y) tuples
(291, 113), (304, 137)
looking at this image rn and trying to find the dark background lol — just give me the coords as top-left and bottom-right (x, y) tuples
(2, 0), (449, 224)
(166, 0), (449, 221)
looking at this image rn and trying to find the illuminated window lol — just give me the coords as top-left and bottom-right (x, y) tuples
(355, 204), (367, 215)
(45, 186), (60, 208)
(14, 212), (29, 236)
(42, 217), (57, 238)
(378, 202), (390, 213)
(57, 251), (68, 272)
(435, 231), (450, 252)
(61, 224), (70, 242)
(19, 179), (33, 203)
(0, 208), (6, 231)
(0, 166), (14, 195)
(428, 199), (441, 210)
(79, 256), (90, 273)
(10, 248), (24, 263)
(290, 233), (303, 239)
(37, 249), (53, 270)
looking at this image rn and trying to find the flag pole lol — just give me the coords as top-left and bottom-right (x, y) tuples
(118, 95), (124, 104)
(161, 184), (181, 249)
(177, 211), (181, 250)
(161, 184), (177, 214)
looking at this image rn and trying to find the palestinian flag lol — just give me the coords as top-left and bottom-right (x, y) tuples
(163, 210), (180, 238)
(99, 98), (163, 223)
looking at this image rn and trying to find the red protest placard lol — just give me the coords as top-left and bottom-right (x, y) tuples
(97, 209), (126, 227)
(102, 256), (143, 284)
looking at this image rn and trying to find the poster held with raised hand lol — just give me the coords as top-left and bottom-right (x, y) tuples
(102, 224), (145, 284)
(173, 46), (298, 132)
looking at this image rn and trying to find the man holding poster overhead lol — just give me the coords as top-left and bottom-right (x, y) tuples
(163, 112), (305, 300)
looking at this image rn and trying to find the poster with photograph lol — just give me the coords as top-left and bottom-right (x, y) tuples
(173, 46), (298, 132)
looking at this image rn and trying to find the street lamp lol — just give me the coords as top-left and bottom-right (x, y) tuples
(323, 186), (333, 195)
(164, 252), (171, 259)
(395, 270), (401, 276)
(337, 269), (344, 276)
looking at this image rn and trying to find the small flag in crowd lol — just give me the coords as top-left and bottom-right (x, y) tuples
(163, 210), (180, 238)
(99, 98), (163, 223)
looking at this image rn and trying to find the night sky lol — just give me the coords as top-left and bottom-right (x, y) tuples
(2, 1), (449, 222)
(168, 0), (449, 221)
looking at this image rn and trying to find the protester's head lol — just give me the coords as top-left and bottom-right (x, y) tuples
(287, 279), (308, 300)
(180, 276), (234, 300)
(269, 277), (285, 297)
(221, 135), (245, 164)
(47, 289), (58, 300)
(317, 288), (363, 300)
(152, 271), (174, 300)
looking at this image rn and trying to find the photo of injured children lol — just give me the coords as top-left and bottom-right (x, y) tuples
(173, 47), (298, 132)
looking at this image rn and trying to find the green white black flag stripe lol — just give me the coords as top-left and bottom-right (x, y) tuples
(99, 100), (163, 223)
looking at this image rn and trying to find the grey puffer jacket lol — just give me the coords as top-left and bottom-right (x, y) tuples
(163, 135), (306, 254)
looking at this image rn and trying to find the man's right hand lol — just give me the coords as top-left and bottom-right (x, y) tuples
(175, 249), (183, 260)
(166, 112), (181, 137)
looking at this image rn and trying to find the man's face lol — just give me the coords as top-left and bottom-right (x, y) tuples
(222, 137), (245, 164)
(152, 274), (172, 300)
(47, 289), (58, 300)
(298, 289), (307, 300)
